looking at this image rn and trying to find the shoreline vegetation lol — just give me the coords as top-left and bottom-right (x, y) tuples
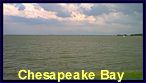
(116, 34), (142, 36)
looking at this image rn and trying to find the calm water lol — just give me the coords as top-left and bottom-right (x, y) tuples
(4, 35), (143, 80)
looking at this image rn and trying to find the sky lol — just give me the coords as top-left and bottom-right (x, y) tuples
(3, 3), (143, 35)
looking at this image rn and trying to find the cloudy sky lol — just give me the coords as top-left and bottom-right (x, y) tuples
(4, 3), (143, 35)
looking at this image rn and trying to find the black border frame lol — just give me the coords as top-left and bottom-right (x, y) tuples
(0, 0), (145, 83)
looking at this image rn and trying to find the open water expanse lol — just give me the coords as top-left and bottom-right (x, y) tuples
(3, 35), (143, 80)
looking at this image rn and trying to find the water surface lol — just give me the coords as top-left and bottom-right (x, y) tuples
(4, 35), (143, 80)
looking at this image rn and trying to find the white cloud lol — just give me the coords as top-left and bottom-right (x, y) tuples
(99, 11), (127, 25)
(80, 3), (94, 10)
(22, 3), (63, 20)
(101, 12), (126, 22)
(4, 3), (128, 26)
(4, 3), (62, 20)
(57, 3), (97, 23)
(4, 4), (20, 16)
(4, 3), (143, 35)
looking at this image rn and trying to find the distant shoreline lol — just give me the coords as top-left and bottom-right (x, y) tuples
(4, 35), (143, 36)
